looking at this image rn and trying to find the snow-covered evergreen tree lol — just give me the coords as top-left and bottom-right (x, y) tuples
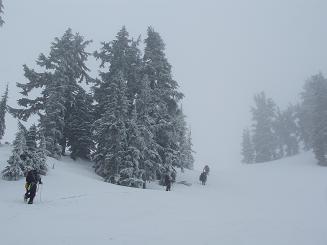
(94, 26), (142, 116)
(120, 107), (144, 187)
(300, 73), (327, 165)
(172, 108), (194, 170)
(142, 27), (184, 176)
(93, 71), (129, 182)
(11, 29), (93, 158)
(0, 84), (8, 143)
(135, 75), (162, 182)
(274, 106), (299, 157)
(41, 81), (65, 159)
(66, 88), (94, 160)
(241, 128), (255, 163)
(251, 92), (278, 163)
(26, 124), (37, 151)
(1, 122), (26, 180)
(180, 128), (195, 170)
(0, 0), (4, 26)
(93, 27), (193, 186)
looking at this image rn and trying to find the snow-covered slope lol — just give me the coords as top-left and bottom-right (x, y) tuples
(0, 144), (326, 245)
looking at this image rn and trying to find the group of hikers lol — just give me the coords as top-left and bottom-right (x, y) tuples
(23, 164), (210, 204)
(163, 164), (210, 191)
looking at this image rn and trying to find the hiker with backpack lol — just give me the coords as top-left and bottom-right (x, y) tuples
(199, 171), (207, 185)
(24, 169), (43, 204)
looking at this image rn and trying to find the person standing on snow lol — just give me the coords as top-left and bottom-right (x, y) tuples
(164, 173), (172, 191)
(199, 171), (207, 185)
(24, 169), (42, 204)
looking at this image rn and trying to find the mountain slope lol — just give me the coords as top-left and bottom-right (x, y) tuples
(0, 145), (326, 245)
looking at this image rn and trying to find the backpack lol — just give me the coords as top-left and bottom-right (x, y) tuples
(199, 172), (206, 182)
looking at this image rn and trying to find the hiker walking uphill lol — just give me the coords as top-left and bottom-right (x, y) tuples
(200, 165), (210, 185)
(24, 169), (42, 204)
(199, 171), (207, 185)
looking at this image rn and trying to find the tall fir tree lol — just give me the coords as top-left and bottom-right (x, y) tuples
(0, 84), (8, 143)
(94, 26), (142, 117)
(93, 71), (129, 182)
(135, 75), (162, 182)
(142, 27), (184, 176)
(300, 73), (327, 165)
(251, 92), (278, 163)
(121, 106), (145, 187)
(11, 29), (93, 158)
(241, 128), (255, 163)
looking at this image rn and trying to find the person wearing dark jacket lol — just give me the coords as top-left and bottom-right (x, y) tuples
(199, 172), (207, 185)
(164, 173), (172, 191)
(24, 169), (42, 204)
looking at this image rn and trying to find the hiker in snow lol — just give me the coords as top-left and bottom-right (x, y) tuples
(199, 171), (207, 185)
(164, 173), (172, 191)
(24, 169), (42, 204)
(203, 165), (210, 175)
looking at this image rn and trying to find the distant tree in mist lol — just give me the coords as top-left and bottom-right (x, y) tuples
(299, 73), (327, 166)
(241, 128), (255, 163)
(251, 92), (278, 163)
(274, 105), (299, 158)
(0, 84), (8, 142)
(0, 0), (4, 26)
(243, 72), (327, 166)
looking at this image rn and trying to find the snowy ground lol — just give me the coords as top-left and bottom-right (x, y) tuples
(1, 144), (327, 245)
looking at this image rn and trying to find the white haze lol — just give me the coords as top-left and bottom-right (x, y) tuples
(1, 0), (327, 168)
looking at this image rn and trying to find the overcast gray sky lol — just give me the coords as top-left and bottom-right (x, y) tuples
(1, 0), (327, 168)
